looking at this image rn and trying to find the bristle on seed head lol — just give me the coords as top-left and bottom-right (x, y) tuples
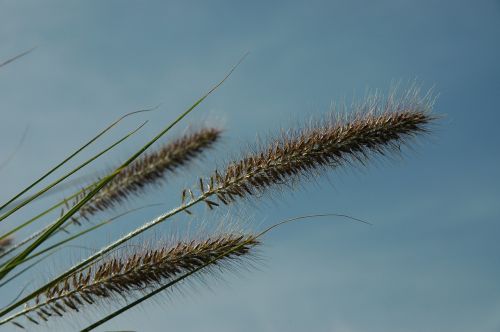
(7, 233), (258, 326)
(181, 90), (435, 208)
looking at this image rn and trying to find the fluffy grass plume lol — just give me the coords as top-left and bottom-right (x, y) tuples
(185, 89), (435, 208)
(69, 127), (222, 223)
(4, 233), (258, 328)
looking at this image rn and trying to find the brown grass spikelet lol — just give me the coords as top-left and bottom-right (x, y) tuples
(5, 233), (258, 326)
(0, 237), (13, 253)
(186, 89), (435, 207)
(67, 127), (222, 224)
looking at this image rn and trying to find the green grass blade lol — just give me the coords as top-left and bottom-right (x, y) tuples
(0, 121), (147, 243)
(0, 107), (156, 218)
(0, 121), (147, 277)
(0, 172), (100, 212)
(0, 185), (95, 259)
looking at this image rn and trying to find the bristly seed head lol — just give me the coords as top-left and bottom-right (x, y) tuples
(186, 89), (435, 206)
(10, 233), (258, 326)
(64, 127), (222, 226)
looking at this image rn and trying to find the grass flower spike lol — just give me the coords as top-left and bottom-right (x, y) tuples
(187, 90), (434, 208)
(3, 233), (258, 327)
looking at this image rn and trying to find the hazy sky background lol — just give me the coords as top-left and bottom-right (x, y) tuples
(1, 1), (499, 331)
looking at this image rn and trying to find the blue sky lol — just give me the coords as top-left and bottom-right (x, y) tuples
(1, 1), (499, 331)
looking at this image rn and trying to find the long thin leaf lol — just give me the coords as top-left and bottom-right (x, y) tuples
(0, 185), (95, 260)
(0, 172), (100, 212)
(0, 107), (156, 220)
(0, 121), (147, 277)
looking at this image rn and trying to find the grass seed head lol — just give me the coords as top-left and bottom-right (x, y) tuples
(66, 127), (222, 225)
(188, 89), (435, 207)
(11, 233), (258, 326)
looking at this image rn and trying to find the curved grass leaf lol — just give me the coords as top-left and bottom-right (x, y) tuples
(0, 185), (95, 260)
(0, 107), (156, 220)
(0, 121), (148, 243)
(0, 172), (100, 212)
